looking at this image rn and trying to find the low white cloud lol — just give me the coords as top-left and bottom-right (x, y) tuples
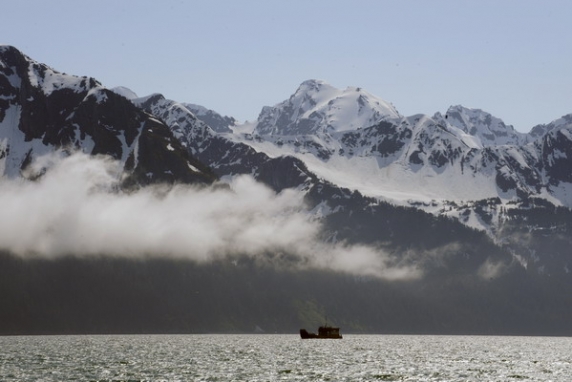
(0, 152), (420, 280)
(478, 258), (508, 280)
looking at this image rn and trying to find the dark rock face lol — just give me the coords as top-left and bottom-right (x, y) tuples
(123, 116), (216, 187)
(0, 45), (216, 186)
(540, 128), (572, 184)
(341, 121), (411, 158)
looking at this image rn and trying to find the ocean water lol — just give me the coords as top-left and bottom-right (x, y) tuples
(0, 334), (571, 381)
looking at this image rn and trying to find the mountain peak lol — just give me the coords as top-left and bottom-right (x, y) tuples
(251, 80), (401, 136)
(111, 86), (138, 100)
(183, 103), (236, 133)
(298, 78), (330, 89)
(0, 44), (21, 56)
(0, 46), (216, 185)
(443, 105), (529, 147)
(290, 79), (338, 105)
(530, 113), (572, 138)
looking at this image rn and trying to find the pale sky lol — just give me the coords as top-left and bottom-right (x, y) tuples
(3, 0), (571, 132)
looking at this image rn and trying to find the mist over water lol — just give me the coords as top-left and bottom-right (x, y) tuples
(0, 152), (418, 280)
(1, 334), (571, 381)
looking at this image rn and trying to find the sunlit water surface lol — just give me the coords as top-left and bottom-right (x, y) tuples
(1, 334), (571, 381)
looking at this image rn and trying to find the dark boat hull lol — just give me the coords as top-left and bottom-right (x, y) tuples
(300, 328), (342, 339)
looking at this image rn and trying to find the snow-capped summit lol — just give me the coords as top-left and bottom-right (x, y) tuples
(251, 79), (401, 136)
(442, 105), (529, 147)
(111, 86), (138, 100)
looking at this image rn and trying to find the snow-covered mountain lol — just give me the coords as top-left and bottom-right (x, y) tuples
(133, 92), (322, 194)
(224, 81), (572, 213)
(2, 46), (571, 277)
(125, 76), (572, 221)
(183, 103), (236, 134)
(0, 45), (215, 186)
(529, 113), (572, 139)
(251, 79), (401, 137)
(2, 46), (572, 335)
(443, 105), (530, 147)
(129, 77), (571, 274)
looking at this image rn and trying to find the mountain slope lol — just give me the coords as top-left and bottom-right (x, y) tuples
(120, 77), (572, 278)
(0, 45), (216, 186)
(155, 80), (571, 280)
(443, 105), (530, 147)
(227, 81), (572, 211)
(133, 89), (524, 275)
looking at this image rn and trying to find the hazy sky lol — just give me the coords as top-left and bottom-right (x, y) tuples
(3, 0), (571, 131)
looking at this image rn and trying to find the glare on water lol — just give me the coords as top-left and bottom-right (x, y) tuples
(0, 334), (571, 381)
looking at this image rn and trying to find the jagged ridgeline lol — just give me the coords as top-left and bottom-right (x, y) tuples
(0, 45), (216, 186)
(1, 45), (572, 335)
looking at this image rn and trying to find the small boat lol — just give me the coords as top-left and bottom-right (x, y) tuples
(300, 325), (342, 339)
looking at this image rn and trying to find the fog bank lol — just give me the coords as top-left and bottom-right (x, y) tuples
(0, 153), (419, 280)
